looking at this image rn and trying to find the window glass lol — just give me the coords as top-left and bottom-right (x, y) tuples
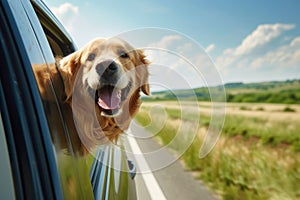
(7, 1), (46, 64)
(0, 113), (16, 200)
(8, 1), (94, 199)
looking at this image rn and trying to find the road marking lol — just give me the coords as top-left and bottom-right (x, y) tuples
(126, 132), (167, 200)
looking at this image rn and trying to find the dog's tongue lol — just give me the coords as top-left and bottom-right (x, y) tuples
(97, 88), (121, 110)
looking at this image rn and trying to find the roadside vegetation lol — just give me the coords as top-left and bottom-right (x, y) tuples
(135, 101), (300, 199)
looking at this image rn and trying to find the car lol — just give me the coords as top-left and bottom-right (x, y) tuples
(0, 0), (137, 199)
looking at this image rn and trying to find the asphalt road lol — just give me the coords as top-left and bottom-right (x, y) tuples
(123, 121), (218, 200)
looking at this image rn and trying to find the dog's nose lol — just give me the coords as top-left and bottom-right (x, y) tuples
(108, 62), (118, 72)
(96, 60), (119, 76)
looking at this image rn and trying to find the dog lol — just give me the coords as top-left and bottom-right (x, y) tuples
(34, 37), (150, 155)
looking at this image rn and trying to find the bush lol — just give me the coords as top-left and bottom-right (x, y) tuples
(283, 106), (296, 112)
(256, 107), (265, 111)
(240, 106), (251, 111)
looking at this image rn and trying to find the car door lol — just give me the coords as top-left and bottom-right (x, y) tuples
(0, 0), (63, 199)
(1, 0), (94, 199)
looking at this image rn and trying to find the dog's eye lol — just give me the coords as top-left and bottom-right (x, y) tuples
(119, 51), (129, 58)
(87, 53), (95, 61)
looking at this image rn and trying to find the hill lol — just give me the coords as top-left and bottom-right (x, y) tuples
(144, 79), (300, 104)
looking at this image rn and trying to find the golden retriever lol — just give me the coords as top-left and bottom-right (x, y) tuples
(35, 37), (149, 155)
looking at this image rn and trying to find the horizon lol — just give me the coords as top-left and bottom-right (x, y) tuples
(150, 78), (300, 93)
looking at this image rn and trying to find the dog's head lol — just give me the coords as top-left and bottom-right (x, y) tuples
(58, 37), (149, 146)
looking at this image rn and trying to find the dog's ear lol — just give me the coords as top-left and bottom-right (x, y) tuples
(58, 50), (83, 101)
(59, 50), (82, 75)
(137, 49), (150, 95)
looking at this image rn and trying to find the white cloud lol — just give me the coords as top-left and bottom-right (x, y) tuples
(51, 3), (78, 16)
(146, 34), (222, 89)
(235, 23), (295, 56)
(249, 36), (300, 69)
(50, 3), (79, 34)
(205, 44), (215, 53)
(146, 35), (183, 67)
(216, 23), (297, 70)
(148, 35), (181, 49)
(290, 36), (300, 47)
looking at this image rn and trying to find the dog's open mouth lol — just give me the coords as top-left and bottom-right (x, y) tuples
(96, 82), (131, 117)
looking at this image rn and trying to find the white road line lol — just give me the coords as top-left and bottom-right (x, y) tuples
(126, 134), (167, 200)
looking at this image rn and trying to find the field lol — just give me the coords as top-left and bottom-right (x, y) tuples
(135, 101), (300, 199)
(145, 79), (300, 104)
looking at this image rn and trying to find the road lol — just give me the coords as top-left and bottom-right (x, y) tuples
(122, 121), (218, 200)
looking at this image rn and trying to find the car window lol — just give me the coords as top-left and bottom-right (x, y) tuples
(29, 5), (138, 200)
(7, 1), (94, 199)
(0, 113), (16, 200)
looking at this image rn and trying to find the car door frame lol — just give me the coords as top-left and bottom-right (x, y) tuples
(0, 0), (63, 199)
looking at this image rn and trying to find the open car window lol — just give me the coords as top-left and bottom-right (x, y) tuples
(2, 1), (137, 199)
(8, 1), (95, 199)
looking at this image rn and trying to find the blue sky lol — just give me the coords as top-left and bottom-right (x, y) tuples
(45, 0), (300, 87)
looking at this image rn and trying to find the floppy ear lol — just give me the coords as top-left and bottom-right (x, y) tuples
(58, 50), (82, 101)
(137, 49), (150, 95)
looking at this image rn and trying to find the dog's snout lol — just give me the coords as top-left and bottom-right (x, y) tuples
(96, 60), (119, 76)
(108, 62), (118, 72)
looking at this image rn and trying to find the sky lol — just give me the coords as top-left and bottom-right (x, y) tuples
(44, 0), (300, 89)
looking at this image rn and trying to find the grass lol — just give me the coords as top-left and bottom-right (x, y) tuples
(146, 79), (300, 104)
(189, 137), (300, 200)
(283, 106), (296, 112)
(222, 114), (300, 150)
(135, 101), (300, 199)
(56, 152), (94, 200)
(239, 106), (251, 111)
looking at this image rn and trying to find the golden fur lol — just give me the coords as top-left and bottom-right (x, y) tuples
(34, 38), (149, 155)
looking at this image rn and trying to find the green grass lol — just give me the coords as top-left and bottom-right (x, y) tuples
(222, 114), (300, 150)
(135, 102), (300, 199)
(56, 153), (94, 200)
(189, 139), (300, 200)
(226, 89), (300, 104)
(144, 79), (300, 104)
(138, 104), (300, 150)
